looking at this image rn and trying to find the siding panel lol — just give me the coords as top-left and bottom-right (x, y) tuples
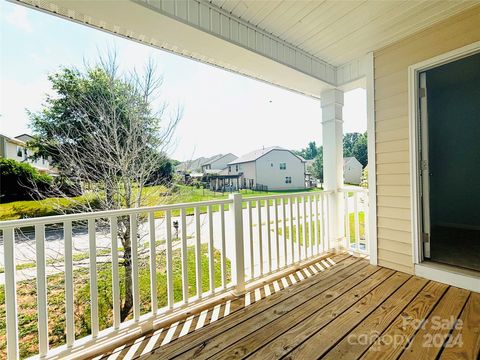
(376, 140), (409, 153)
(377, 195), (411, 209)
(376, 163), (410, 175)
(374, 6), (480, 274)
(378, 227), (412, 244)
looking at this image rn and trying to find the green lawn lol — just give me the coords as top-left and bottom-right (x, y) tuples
(0, 243), (230, 359)
(277, 211), (365, 247)
(0, 184), (323, 221)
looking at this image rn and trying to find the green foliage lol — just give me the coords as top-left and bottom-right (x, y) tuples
(294, 141), (318, 160)
(146, 159), (175, 185)
(343, 132), (368, 167)
(28, 66), (161, 171)
(0, 158), (51, 203)
(360, 167), (368, 188)
(310, 147), (324, 181)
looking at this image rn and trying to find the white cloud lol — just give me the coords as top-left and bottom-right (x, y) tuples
(6, 6), (33, 33)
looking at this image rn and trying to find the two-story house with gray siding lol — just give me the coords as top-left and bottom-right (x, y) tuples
(227, 146), (305, 190)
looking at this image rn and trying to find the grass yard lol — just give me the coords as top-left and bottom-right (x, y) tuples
(0, 184), (323, 221)
(0, 244), (230, 359)
(277, 211), (365, 246)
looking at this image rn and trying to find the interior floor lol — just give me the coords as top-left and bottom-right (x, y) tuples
(430, 225), (480, 272)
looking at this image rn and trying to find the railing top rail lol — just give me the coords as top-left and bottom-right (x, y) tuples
(339, 187), (368, 193)
(0, 198), (233, 228)
(242, 190), (332, 202)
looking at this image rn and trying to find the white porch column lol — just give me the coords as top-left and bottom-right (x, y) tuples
(321, 88), (345, 251)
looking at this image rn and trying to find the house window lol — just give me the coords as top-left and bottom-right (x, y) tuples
(16, 147), (22, 157)
(23, 148), (28, 159)
(235, 165), (239, 172)
(271, 163), (273, 167)
(280, 163), (286, 170)
(285, 176), (292, 184)
(228, 166), (231, 172)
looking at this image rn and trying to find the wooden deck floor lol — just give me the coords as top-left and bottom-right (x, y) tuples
(96, 253), (480, 360)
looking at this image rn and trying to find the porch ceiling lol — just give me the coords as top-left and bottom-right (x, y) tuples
(210, 0), (479, 66)
(11, 0), (479, 97)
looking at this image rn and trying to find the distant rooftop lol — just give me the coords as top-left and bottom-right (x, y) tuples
(229, 146), (305, 165)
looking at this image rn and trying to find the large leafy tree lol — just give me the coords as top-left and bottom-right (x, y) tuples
(29, 54), (181, 321)
(343, 132), (368, 167)
(294, 141), (318, 160)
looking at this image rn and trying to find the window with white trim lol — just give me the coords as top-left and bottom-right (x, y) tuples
(285, 176), (292, 184)
(279, 163), (286, 170)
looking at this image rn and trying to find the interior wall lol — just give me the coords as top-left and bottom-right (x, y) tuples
(374, 5), (480, 274)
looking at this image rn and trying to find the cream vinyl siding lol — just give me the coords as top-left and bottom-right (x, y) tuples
(374, 6), (480, 274)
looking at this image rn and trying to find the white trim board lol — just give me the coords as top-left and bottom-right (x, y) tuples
(365, 52), (377, 266)
(415, 263), (480, 292)
(408, 41), (480, 286)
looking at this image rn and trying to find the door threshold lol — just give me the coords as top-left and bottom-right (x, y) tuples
(415, 261), (480, 292)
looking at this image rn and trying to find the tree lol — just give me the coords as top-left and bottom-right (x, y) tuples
(310, 146), (323, 182)
(343, 132), (360, 158)
(29, 53), (181, 321)
(352, 132), (368, 167)
(294, 141), (318, 160)
(343, 132), (368, 167)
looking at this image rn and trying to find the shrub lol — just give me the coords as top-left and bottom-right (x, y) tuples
(0, 158), (52, 203)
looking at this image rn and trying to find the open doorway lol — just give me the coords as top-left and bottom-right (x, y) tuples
(418, 51), (480, 272)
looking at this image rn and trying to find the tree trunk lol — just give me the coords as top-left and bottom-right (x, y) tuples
(120, 218), (133, 321)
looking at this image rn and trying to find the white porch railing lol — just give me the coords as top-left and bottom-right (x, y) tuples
(0, 189), (367, 359)
(340, 187), (369, 255)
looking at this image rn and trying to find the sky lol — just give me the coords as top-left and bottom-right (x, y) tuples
(0, 2), (366, 162)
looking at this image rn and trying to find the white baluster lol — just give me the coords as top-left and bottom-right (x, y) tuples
(3, 226), (19, 360)
(35, 224), (48, 356)
(148, 213), (158, 314)
(110, 217), (120, 329)
(130, 214), (140, 321)
(165, 210), (174, 309)
(220, 204), (227, 289)
(64, 221), (75, 346)
(88, 218), (99, 337)
(208, 205), (215, 294)
(194, 207), (202, 299)
(180, 208), (188, 304)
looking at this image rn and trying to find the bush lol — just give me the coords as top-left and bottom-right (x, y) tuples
(0, 158), (52, 203)
(360, 167), (368, 188)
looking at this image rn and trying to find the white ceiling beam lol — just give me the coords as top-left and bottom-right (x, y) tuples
(135, 0), (337, 84)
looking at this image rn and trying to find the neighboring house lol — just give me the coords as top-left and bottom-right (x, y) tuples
(228, 146), (306, 190)
(200, 153), (237, 172)
(0, 133), (54, 174)
(177, 153), (237, 174)
(343, 157), (363, 185)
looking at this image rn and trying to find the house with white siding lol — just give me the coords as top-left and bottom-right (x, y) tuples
(200, 153), (237, 172)
(343, 157), (363, 185)
(227, 146), (305, 190)
(0, 133), (53, 174)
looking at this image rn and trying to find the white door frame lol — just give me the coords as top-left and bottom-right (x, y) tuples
(408, 41), (480, 291)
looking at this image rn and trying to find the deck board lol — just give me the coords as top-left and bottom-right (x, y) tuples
(94, 253), (480, 360)
(322, 276), (428, 360)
